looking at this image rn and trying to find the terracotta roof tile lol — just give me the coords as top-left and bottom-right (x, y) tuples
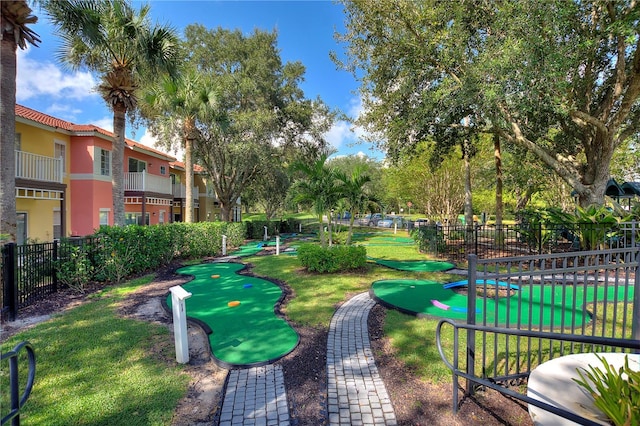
(16, 104), (175, 161)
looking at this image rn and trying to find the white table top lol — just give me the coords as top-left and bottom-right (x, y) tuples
(527, 352), (640, 426)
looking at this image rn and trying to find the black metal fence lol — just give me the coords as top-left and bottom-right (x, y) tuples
(1, 237), (96, 321)
(437, 246), (640, 417)
(413, 221), (639, 264)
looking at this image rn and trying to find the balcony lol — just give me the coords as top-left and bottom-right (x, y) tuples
(124, 172), (171, 195)
(172, 183), (199, 200)
(15, 150), (63, 183)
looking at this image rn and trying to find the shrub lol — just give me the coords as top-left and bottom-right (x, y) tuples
(573, 354), (640, 426)
(411, 226), (445, 253)
(297, 243), (366, 273)
(56, 245), (94, 293)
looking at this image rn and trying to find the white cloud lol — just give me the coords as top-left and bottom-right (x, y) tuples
(92, 116), (114, 133)
(16, 48), (98, 102)
(324, 95), (370, 153)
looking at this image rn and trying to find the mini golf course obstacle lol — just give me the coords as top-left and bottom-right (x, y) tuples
(166, 262), (299, 367)
(443, 279), (519, 290)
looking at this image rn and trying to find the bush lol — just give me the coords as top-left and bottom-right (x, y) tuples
(411, 226), (446, 253)
(297, 243), (366, 273)
(573, 354), (640, 426)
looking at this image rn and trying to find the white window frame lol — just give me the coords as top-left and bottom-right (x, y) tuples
(99, 209), (110, 226)
(54, 139), (67, 176)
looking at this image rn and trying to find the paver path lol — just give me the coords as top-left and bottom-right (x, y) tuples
(327, 292), (397, 425)
(217, 286), (397, 425)
(219, 364), (289, 426)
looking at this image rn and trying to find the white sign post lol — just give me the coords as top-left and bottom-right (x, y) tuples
(170, 285), (193, 364)
(276, 236), (280, 255)
(222, 235), (227, 256)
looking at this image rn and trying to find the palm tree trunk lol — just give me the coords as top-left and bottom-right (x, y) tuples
(112, 104), (126, 227)
(184, 133), (194, 223)
(1, 35), (18, 241)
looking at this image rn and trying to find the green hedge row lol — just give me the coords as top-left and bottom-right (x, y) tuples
(56, 222), (245, 291)
(297, 243), (367, 273)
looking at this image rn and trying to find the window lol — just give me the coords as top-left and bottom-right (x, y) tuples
(99, 209), (110, 226)
(160, 165), (166, 175)
(125, 212), (149, 226)
(17, 212), (27, 245)
(53, 209), (61, 239)
(170, 173), (179, 184)
(159, 210), (165, 224)
(15, 133), (21, 151)
(99, 148), (111, 176)
(55, 141), (66, 173)
(128, 158), (146, 173)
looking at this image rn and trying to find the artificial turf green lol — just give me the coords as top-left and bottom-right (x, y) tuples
(372, 258), (455, 272)
(371, 279), (634, 327)
(169, 262), (298, 366)
(228, 243), (264, 257)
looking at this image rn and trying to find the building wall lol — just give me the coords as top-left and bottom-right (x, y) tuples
(15, 121), (71, 242)
(69, 135), (113, 236)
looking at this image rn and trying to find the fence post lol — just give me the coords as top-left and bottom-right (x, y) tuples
(633, 245), (640, 341)
(2, 243), (18, 321)
(53, 240), (58, 293)
(466, 254), (477, 397)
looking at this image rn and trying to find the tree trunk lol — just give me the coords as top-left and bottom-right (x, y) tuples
(463, 139), (473, 226)
(0, 34), (17, 242)
(112, 104), (126, 226)
(493, 133), (504, 244)
(184, 134), (194, 223)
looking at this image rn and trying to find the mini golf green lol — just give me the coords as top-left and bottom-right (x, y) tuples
(372, 258), (455, 272)
(168, 262), (299, 367)
(370, 279), (634, 327)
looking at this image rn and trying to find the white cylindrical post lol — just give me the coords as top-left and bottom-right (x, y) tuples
(299, 223), (302, 233)
(276, 236), (280, 255)
(263, 226), (268, 241)
(394, 223), (397, 234)
(170, 285), (193, 364)
(222, 235), (227, 256)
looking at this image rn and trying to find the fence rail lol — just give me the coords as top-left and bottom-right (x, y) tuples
(436, 246), (640, 417)
(413, 221), (639, 263)
(1, 237), (97, 321)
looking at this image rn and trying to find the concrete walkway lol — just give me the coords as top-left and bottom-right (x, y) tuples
(327, 292), (397, 425)
(218, 290), (396, 426)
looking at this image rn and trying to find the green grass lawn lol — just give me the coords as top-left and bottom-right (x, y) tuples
(0, 276), (190, 426)
(2, 229), (630, 424)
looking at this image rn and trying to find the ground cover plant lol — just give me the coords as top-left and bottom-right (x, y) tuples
(0, 275), (190, 426)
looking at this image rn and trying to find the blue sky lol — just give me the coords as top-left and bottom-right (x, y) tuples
(17, 0), (382, 160)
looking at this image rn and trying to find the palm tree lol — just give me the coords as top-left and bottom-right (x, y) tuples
(42, 0), (178, 226)
(141, 70), (218, 223)
(291, 153), (341, 247)
(336, 166), (374, 245)
(1, 1), (40, 242)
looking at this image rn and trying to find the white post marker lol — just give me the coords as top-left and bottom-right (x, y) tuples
(263, 226), (268, 241)
(222, 235), (227, 256)
(394, 223), (397, 234)
(276, 236), (280, 255)
(170, 285), (193, 364)
(299, 223), (302, 233)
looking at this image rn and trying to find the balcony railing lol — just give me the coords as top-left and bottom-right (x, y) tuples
(124, 172), (171, 195)
(15, 150), (63, 183)
(171, 183), (199, 200)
